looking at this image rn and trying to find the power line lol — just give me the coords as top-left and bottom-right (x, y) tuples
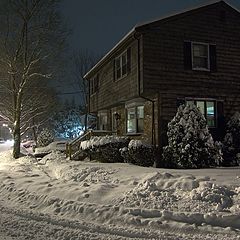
(56, 91), (85, 95)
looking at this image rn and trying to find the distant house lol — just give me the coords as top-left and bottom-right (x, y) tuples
(84, 1), (240, 154)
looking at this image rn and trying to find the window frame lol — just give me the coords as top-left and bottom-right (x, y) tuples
(115, 51), (128, 81)
(186, 98), (217, 128)
(126, 105), (144, 134)
(90, 75), (99, 96)
(191, 42), (210, 71)
(98, 111), (108, 130)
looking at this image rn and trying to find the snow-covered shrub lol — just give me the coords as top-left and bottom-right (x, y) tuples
(120, 140), (155, 167)
(223, 112), (240, 166)
(162, 104), (223, 168)
(37, 128), (55, 147)
(80, 136), (130, 163)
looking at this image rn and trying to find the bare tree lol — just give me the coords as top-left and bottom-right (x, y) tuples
(72, 49), (99, 131)
(0, 0), (68, 158)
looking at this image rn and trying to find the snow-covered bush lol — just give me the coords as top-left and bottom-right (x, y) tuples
(162, 104), (223, 168)
(223, 112), (240, 166)
(81, 136), (130, 163)
(37, 128), (55, 147)
(120, 140), (155, 167)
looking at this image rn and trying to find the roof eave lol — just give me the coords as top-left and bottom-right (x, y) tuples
(84, 28), (136, 79)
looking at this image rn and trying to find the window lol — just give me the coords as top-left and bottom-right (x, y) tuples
(127, 106), (144, 133)
(114, 48), (131, 81)
(184, 42), (216, 72)
(192, 43), (209, 70)
(98, 112), (108, 130)
(186, 99), (216, 127)
(90, 75), (99, 95)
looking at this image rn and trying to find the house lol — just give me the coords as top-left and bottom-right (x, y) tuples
(84, 1), (240, 156)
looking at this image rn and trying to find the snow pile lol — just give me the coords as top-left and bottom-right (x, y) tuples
(190, 182), (234, 211)
(53, 165), (117, 184)
(117, 172), (240, 216)
(34, 141), (67, 155)
(0, 147), (240, 239)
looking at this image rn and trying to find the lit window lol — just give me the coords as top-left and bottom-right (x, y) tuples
(127, 106), (144, 133)
(192, 43), (209, 70)
(98, 112), (108, 130)
(206, 101), (215, 127)
(186, 100), (216, 127)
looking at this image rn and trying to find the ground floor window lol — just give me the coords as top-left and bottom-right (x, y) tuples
(127, 106), (144, 133)
(98, 112), (108, 130)
(186, 99), (216, 127)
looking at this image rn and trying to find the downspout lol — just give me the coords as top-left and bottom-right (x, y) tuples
(87, 78), (90, 132)
(134, 32), (155, 146)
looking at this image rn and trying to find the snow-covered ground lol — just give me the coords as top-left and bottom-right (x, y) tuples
(0, 143), (240, 239)
(0, 140), (13, 152)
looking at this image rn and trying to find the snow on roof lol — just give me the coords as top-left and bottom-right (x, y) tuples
(84, 1), (238, 79)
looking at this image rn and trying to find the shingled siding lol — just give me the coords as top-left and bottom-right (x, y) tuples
(142, 3), (240, 144)
(89, 39), (140, 113)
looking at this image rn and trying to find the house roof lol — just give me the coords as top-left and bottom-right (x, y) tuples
(84, 0), (239, 79)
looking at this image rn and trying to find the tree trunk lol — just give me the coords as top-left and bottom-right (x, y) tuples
(13, 92), (22, 159)
(13, 110), (21, 159)
(32, 118), (38, 143)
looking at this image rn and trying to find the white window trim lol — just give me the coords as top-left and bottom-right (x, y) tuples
(191, 42), (210, 72)
(115, 50), (128, 81)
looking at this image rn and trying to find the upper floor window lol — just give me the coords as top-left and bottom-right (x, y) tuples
(184, 41), (216, 72)
(114, 48), (131, 81)
(90, 75), (99, 95)
(192, 43), (209, 70)
(186, 99), (216, 127)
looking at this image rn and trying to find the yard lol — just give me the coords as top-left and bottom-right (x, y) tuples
(0, 142), (239, 239)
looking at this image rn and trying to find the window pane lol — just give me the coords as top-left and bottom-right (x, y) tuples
(196, 101), (205, 115)
(127, 119), (136, 133)
(193, 44), (208, 57)
(186, 100), (194, 106)
(206, 101), (215, 127)
(128, 108), (136, 119)
(99, 114), (108, 130)
(116, 58), (121, 69)
(116, 69), (121, 79)
(137, 119), (144, 133)
(122, 64), (127, 76)
(137, 106), (144, 119)
(122, 54), (127, 65)
(127, 108), (136, 133)
(193, 57), (208, 69)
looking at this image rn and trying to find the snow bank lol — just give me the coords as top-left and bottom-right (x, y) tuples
(34, 141), (67, 155)
(0, 152), (240, 239)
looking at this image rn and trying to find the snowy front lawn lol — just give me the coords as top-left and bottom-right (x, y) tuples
(0, 151), (240, 239)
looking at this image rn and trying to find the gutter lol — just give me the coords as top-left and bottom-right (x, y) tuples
(134, 32), (156, 146)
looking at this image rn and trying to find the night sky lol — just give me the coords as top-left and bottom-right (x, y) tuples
(61, 0), (240, 56)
